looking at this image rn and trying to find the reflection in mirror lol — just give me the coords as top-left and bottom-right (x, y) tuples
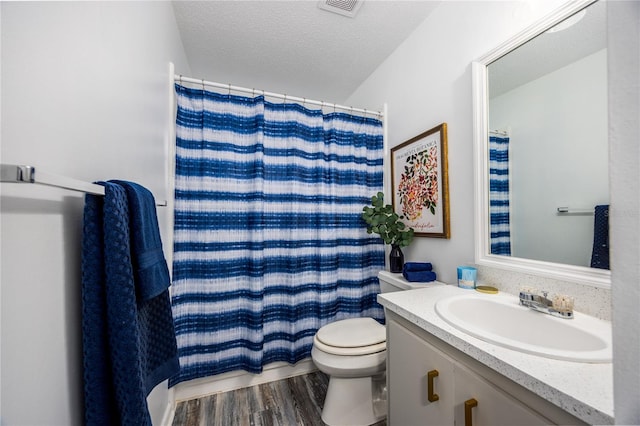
(487, 1), (608, 269)
(472, 0), (611, 288)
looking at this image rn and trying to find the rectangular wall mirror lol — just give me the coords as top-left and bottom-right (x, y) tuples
(472, 0), (610, 288)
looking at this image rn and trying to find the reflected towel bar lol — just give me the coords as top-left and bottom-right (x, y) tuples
(0, 164), (167, 207)
(557, 206), (593, 215)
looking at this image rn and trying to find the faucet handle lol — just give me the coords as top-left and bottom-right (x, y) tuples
(541, 290), (549, 299)
(552, 294), (574, 312)
(518, 289), (536, 306)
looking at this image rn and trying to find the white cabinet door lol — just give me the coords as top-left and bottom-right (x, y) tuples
(388, 319), (455, 425)
(453, 363), (552, 426)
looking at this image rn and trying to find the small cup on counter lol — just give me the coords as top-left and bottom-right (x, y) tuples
(457, 266), (477, 289)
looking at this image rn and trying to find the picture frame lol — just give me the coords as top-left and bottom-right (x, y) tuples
(391, 123), (450, 238)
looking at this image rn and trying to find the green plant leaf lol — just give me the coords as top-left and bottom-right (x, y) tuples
(362, 192), (415, 248)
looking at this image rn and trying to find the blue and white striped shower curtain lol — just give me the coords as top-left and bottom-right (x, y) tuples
(170, 84), (385, 385)
(489, 134), (511, 256)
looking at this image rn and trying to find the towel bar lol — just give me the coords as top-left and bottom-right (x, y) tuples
(557, 206), (593, 215)
(0, 164), (167, 206)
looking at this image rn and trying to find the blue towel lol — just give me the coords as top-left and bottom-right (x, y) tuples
(590, 205), (609, 270)
(403, 270), (437, 282)
(403, 262), (433, 272)
(81, 181), (179, 426)
(81, 186), (116, 426)
(111, 180), (171, 301)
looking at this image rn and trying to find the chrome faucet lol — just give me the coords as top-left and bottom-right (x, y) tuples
(519, 290), (574, 319)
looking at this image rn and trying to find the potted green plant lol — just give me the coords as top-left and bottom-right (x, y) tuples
(361, 191), (415, 272)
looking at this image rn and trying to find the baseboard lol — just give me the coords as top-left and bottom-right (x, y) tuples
(172, 358), (318, 403)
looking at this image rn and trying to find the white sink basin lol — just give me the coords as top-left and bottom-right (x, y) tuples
(435, 293), (612, 362)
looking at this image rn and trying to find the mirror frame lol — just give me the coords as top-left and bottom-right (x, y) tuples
(472, 0), (610, 289)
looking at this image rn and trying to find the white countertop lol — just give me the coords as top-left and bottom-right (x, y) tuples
(377, 279), (614, 425)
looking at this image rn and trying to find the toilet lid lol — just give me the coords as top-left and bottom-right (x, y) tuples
(313, 334), (386, 356)
(316, 317), (385, 348)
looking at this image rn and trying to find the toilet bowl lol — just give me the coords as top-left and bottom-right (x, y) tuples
(311, 271), (444, 426)
(311, 317), (387, 426)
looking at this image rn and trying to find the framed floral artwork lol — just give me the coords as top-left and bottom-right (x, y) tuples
(391, 123), (450, 238)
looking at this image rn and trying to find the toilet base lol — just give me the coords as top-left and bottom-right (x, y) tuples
(321, 374), (387, 426)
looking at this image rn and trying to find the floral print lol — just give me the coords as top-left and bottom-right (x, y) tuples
(397, 145), (438, 220)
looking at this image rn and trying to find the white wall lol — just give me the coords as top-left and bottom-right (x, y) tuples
(0, 2), (190, 424)
(608, 1), (640, 423)
(490, 49), (608, 267)
(345, 0), (565, 284)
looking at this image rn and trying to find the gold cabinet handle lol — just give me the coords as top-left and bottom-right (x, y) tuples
(427, 369), (439, 402)
(464, 398), (478, 426)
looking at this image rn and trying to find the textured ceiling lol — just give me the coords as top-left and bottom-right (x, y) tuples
(172, 1), (439, 104)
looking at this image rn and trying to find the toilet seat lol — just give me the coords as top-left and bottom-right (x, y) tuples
(314, 317), (386, 356)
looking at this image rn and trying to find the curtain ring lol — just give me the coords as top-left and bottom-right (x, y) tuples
(201, 79), (205, 91)
(252, 88), (256, 97)
(228, 83), (231, 96)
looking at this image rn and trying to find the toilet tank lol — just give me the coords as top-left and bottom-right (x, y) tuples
(377, 270), (444, 293)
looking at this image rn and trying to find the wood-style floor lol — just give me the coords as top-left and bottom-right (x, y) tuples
(173, 371), (333, 426)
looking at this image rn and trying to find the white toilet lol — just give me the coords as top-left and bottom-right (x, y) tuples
(311, 271), (442, 426)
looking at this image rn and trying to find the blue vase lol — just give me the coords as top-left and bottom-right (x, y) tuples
(389, 244), (404, 273)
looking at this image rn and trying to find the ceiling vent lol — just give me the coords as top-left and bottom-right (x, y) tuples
(317, 0), (363, 18)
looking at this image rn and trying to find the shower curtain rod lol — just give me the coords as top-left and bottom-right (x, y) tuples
(175, 74), (383, 118)
(490, 129), (509, 136)
(0, 164), (167, 206)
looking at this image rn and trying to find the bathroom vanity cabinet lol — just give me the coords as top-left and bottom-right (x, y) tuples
(386, 312), (586, 426)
